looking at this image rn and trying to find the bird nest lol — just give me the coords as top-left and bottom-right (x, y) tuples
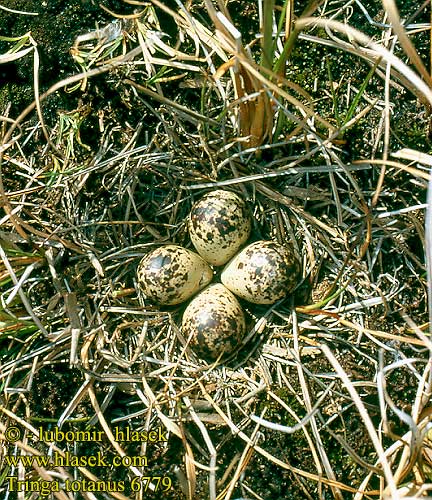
(1, 1), (431, 499)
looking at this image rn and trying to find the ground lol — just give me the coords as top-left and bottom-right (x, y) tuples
(0, 1), (431, 499)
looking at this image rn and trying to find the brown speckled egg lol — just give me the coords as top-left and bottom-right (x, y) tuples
(182, 283), (246, 360)
(137, 245), (213, 305)
(221, 240), (300, 304)
(188, 190), (251, 266)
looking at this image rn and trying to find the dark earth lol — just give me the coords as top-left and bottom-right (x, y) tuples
(1, 0), (430, 499)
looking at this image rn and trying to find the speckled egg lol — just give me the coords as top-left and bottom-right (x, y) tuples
(137, 245), (213, 305)
(221, 240), (300, 304)
(182, 283), (246, 360)
(188, 190), (251, 266)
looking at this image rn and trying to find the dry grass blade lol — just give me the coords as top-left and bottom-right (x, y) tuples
(382, 0), (432, 91)
(0, 46), (33, 63)
(292, 311), (343, 500)
(197, 379), (363, 495)
(0, 1), (430, 498)
(216, 416), (260, 500)
(183, 396), (215, 499)
(295, 17), (432, 107)
(427, 170), (432, 343)
(355, 158), (431, 181)
(204, 0), (273, 148)
(320, 344), (398, 498)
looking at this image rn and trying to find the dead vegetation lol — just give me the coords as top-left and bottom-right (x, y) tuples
(1, 0), (432, 498)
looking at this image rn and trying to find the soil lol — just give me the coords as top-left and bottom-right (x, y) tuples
(0, 1), (430, 499)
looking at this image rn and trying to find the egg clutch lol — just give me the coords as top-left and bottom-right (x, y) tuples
(137, 190), (301, 361)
